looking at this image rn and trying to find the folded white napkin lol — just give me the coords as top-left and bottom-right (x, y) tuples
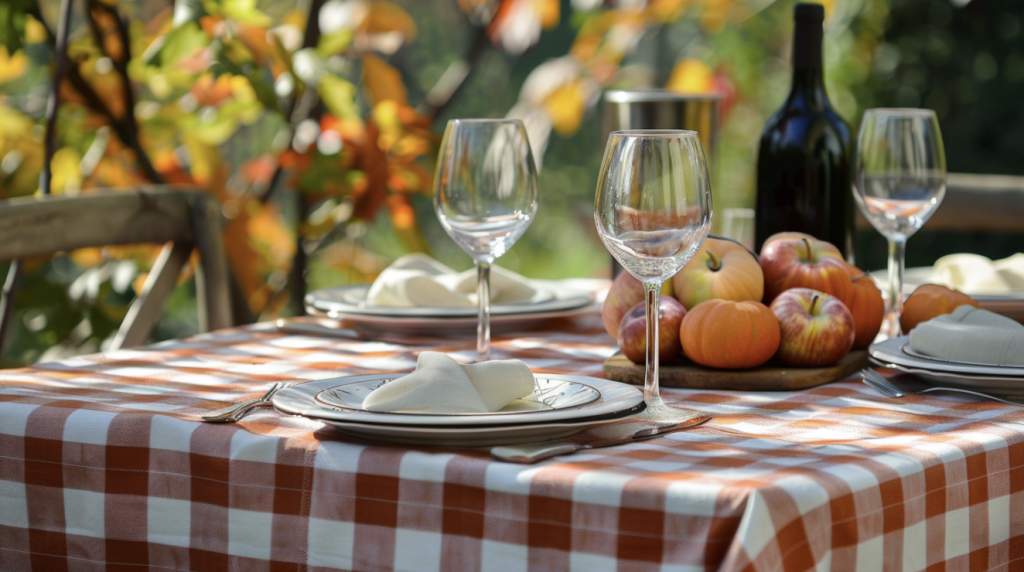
(932, 253), (1024, 294)
(364, 253), (537, 307)
(362, 351), (536, 413)
(909, 305), (1024, 366)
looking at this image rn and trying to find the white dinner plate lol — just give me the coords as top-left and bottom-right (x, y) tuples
(304, 279), (600, 333)
(868, 360), (1024, 398)
(271, 374), (646, 446)
(869, 336), (1024, 377)
(306, 280), (594, 318)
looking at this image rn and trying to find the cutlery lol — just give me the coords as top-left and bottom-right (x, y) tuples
(860, 368), (1021, 406)
(201, 382), (289, 423)
(490, 413), (711, 463)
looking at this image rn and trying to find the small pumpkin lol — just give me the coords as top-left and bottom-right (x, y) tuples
(900, 284), (980, 333)
(673, 237), (764, 310)
(842, 263), (884, 349)
(680, 299), (781, 369)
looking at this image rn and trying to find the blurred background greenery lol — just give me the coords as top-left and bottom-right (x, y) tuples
(0, 0), (1020, 366)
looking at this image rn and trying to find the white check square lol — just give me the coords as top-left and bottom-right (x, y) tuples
(227, 508), (273, 560)
(0, 479), (29, 528)
(148, 497), (192, 548)
(307, 517), (354, 568)
(64, 488), (105, 538)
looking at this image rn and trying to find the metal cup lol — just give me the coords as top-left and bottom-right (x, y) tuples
(602, 90), (722, 184)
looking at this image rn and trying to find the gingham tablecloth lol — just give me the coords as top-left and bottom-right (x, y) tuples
(0, 312), (1022, 572)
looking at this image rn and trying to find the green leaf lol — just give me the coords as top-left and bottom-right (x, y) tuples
(246, 69), (280, 111)
(316, 30), (353, 57)
(318, 74), (359, 121)
(0, 0), (32, 54)
(153, 21), (209, 68)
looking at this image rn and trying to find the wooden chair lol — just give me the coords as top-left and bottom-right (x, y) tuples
(0, 186), (232, 350)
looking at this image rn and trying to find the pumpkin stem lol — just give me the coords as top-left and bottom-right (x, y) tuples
(706, 250), (722, 271)
(708, 233), (760, 262)
(850, 271), (870, 283)
(809, 293), (820, 315)
(802, 237), (815, 263)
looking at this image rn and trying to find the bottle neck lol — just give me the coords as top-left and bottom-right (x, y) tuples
(789, 19), (829, 110)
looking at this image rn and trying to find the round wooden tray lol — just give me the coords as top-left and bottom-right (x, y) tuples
(603, 350), (869, 391)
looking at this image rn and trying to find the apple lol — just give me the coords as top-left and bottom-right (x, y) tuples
(770, 288), (855, 367)
(760, 236), (851, 303)
(617, 297), (687, 363)
(672, 236), (764, 309)
(602, 271), (672, 337)
(762, 231), (816, 249)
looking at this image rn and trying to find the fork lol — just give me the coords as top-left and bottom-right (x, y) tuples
(201, 382), (288, 423)
(860, 369), (1021, 406)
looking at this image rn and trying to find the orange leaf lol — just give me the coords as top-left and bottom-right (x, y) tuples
(363, 2), (417, 40)
(361, 53), (407, 105)
(666, 58), (714, 94)
(351, 123), (389, 220)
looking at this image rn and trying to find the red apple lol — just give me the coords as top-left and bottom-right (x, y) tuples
(602, 272), (671, 337)
(602, 272), (646, 337)
(617, 297), (687, 363)
(760, 236), (851, 303)
(770, 288), (855, 367)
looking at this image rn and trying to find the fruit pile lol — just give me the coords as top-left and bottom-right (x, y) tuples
(603, 232), (885, 369)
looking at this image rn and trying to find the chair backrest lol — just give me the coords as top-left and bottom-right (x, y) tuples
(856, 172), (1024, 234)
(0, 186), (232, 350)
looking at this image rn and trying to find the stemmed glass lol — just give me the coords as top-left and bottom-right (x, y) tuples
(595, 130), (713, 419)
(853, 109), (946, 337)
(434, 119), (539, 360)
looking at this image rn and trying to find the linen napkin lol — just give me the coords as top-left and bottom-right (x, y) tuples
(362, 351), (536, 413)
(908, 305), (1024, 366)
(932, 253), (1024, 294)
(364, 253), (537, 307)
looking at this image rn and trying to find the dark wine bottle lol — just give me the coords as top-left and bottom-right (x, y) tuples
(754, 2), (854, 262)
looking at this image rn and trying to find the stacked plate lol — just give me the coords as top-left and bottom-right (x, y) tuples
(869, 336), (1024, 398)
(271, 374), (645, 446)
(304, 279), (598, 333)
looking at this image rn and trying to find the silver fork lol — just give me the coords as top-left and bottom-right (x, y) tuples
(860, 369), (1021, 406)
(201, 382), (289, 423)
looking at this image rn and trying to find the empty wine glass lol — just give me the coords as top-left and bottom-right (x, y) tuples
(434, 119), (539, 360)
(595, 130), (713, 419)
(853, 109), (946, 337)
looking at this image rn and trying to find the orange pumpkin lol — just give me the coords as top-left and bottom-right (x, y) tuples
(842, 263), (884, 349)
(672, 237), (764, 310)
(680, 299), (781, 369)
(900, 284), (980, 333)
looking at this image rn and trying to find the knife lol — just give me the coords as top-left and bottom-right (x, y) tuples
(490, 414), (711, 463)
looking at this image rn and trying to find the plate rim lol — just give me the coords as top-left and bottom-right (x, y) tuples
(305, 281), (595, 319)
(869, 336), (1024, 377)
(312, 377), (603, 417)
(272, 373), (645, 428)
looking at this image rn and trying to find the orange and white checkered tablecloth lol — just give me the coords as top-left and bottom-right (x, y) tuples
(0, 312), (1022, 571)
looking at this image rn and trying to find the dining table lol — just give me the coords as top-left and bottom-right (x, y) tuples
(0, 300), (1022, 572)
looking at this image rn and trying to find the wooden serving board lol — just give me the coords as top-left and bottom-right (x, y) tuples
(604, 350), (869, 391)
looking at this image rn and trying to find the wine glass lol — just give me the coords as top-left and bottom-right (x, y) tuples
(434, 119), (539, 360)
(853, 109), (946, 338)
(595, 130), (713, 419)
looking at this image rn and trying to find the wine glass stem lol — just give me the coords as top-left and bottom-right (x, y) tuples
(476, 260), (491, 360)
(643, 282), (662, 406)
(887, 239), (906, 337)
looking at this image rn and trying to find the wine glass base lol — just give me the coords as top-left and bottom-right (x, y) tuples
(637, 397), (705, 422)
